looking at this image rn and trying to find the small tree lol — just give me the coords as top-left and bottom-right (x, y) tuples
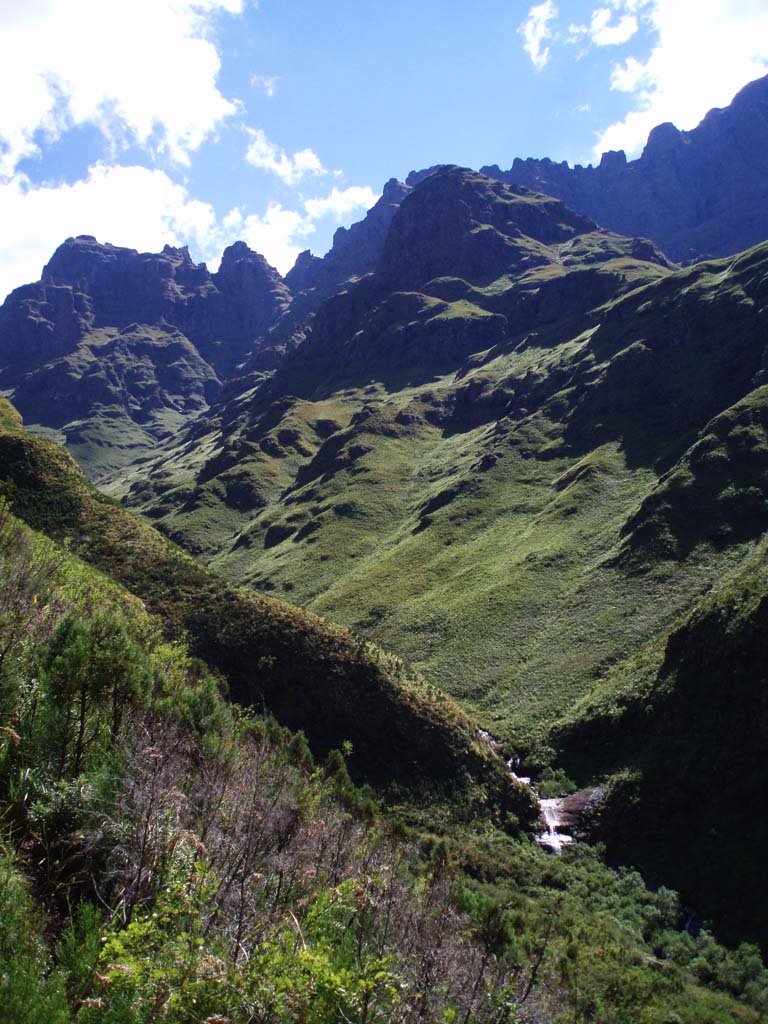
(42, 611), (152, 778)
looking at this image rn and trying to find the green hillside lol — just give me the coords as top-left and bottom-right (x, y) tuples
(97, 172), (768, 945)
(555, 529), (768, 947)
(4, 168), (768, 953)
(1, 479), (763, 1022)
(0, 408), (532, 818)
(118, 175), (767, 755)
(13, 323), (220, 482)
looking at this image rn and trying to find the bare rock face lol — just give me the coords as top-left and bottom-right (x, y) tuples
(201, 241), (291, 371)
(278, 167), (668, 380)
(476, 74), (768, 264)
(0, 236), (291, 475)
(9, 235), (291, 378)
(0, 180), (415, 474)
(0, 179), (414, 471)
(379, 166), (598, 291)
(285, 178), (410, 297)
(240, 177), (412, 372)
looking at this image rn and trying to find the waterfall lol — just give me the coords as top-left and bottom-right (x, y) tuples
(537, 798), (574, 853)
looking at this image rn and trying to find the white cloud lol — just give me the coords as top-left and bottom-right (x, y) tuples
(519, 2), (558, 71)
(0, 163), (223, 299)
(605, 0), (653, 11)
(219, 203), (316, 273)
(245, 128), (328, 185)
(570, 7), (638, 47)
(303, 186), (378, 221)
(251, 74), (279, 97)
(222, 185), (379, 272)
(594, 0), (768, 158)
(0, 167), (381, 297)
(610, 56), (651, 93)
(0, 0), (242, 176)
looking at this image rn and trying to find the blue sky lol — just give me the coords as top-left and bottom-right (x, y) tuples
(1, 0), (767, 299)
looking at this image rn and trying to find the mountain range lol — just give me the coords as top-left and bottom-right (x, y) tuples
(1, 74), (768, 956)
(480, 72), (768, 264)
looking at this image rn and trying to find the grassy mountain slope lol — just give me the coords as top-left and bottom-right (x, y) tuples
(7, 167), (768, 948)
(0, 407), (533, 818)
(117, 173), (768, 756)
(98, 171), (768, 945)
(554, 527), (768, 946)
(1, 488), (762, 1023)
(12, 323), (220, 482)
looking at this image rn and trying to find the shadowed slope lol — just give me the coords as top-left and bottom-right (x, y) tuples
(0, 411), (534, 820)
(555, 533), (768, 947)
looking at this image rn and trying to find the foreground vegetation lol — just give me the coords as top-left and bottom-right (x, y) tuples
(0, 498), (765, 1023)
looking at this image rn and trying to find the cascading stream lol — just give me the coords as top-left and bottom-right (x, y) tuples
(537, 798), (574, 853)
(479, 728), (589, 853)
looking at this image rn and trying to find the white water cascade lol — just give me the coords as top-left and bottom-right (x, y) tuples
(476, 727), (583, 854)
(536, 798), (574, 853)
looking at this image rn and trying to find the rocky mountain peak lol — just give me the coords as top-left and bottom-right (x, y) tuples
(42, 235), (141, 287)
(598, 150), (627, 172)
(478, 73), (768, 263)
(641, 121), (682, 161)
(284, 250), (324, 294)
(161, 243), (195, 262)
(215, 241), (286, 293)
(219, 239), (265, 267)
(381, 176), (406, 201)
(0, 232), (293, 407)
(378, 166), (596, 291)
(209, 242), (291, 356)
(405, 164), (448, 187)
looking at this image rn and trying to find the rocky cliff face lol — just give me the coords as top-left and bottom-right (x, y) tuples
(6, 235), (291, 378)
(285, 178), (410, 297)
(379, 168), (599, 291)
(476, 74), (768, 264)
(0, 181), (411, 477)
(0, 235), (291, 477)
(290, 167), (669, 377)
(248, 177), (411, 370)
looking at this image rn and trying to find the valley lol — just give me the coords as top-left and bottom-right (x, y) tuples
(1, 72), (768, 1023)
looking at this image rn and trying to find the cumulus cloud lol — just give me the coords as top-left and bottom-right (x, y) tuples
(0, 168), (380, 298)
(245, 128), (328, 185)
(303, 186), (378, 221)
(0, 163), (224, 299)
(604, 0), (654, 12)
(569, 7), (639, 47)
(519, 2), (559, 71)
(594, 0), (768, 158)
(0, 0), (242, 176)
